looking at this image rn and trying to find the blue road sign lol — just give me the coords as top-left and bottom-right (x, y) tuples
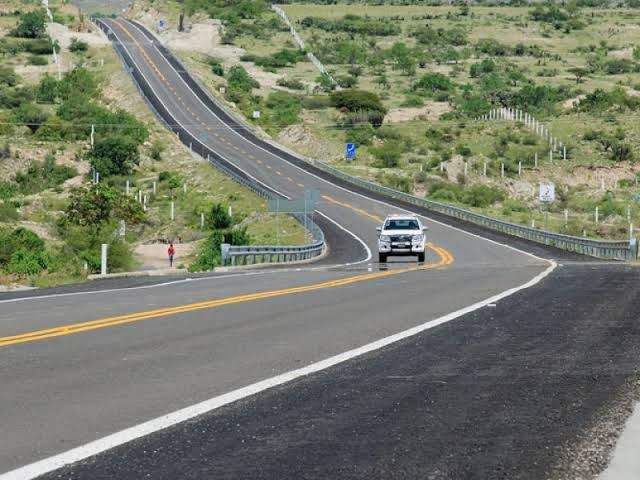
(346, 143), (356, 160)
(159, 19), (166, 29)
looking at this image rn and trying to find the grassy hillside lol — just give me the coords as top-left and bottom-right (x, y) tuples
(140, 0), (640, 241)
(0, 2), (305, 288)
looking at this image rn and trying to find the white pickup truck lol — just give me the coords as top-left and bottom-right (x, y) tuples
(376, 214), (427, 263)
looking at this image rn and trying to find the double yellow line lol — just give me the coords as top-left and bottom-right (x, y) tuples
(0, 244), (453, 348)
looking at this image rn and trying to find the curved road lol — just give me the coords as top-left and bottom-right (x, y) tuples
(1, 18), (637, 480)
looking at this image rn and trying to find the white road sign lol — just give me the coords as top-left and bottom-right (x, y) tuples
(539, 182), (555, 203)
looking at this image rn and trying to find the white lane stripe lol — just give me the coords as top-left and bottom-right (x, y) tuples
(0, 259), (556, 480)
(124, 19), (552, 265)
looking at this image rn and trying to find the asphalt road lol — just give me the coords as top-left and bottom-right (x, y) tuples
(0, 17), (636, 480)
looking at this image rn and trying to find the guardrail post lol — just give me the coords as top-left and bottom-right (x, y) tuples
(101, 244), (108, 275)
(630, 238), (638, 260)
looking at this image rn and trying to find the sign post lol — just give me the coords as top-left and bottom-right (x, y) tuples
(539, 182), (555, 231)
(345, 143), (356, 161)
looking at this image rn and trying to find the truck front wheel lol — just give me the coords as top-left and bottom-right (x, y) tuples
(417, 252), (425, 263)
(378, 253), (387, 263)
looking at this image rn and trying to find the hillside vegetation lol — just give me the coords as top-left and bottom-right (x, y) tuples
(141, 0), (640, 240)
(0, 1), (305, 288)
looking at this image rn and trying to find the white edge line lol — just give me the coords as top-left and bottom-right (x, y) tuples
(122, 18), (552, 265)
(0, 259), (557, 480)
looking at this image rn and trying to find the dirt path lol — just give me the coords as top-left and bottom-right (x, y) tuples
(134, 242), (195, 270)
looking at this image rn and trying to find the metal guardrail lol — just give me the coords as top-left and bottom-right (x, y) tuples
(313, 161), (638, 261)
(222, 241), (324, 266)
(119, 19), (637, 262)
(95, 18), (325, 267)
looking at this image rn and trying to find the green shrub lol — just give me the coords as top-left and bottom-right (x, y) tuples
(149, 140), (165, 161)
(69, 37), (89, 53)
(0, 201), (19, 221)
(427, 182), (462, 203)
(276, 78), (305, 90)
(0, 66), (18, 87)
(88, 136), (140, 177)
(24, 38), (54, 54)
(346, 124), (375, 146)
(14, 154), (77, 195)
(301, 96), (331, 109)
(413, 73), (454, 94)
(6, 248), (51, 275)
(11, 10), (47, 38)
(189, 230), (223, 272)
(227, 65), (259, 93)
(0, 227), (45, 267)
(370, 141), (402, 168)
(13, 102), (48, 133)
(461, 184), (505, 207)
(27, 55), (48, 66)
(502, 199), (528, 215)
(469, 59), (495, 78)
(376, 172), (413, 193)
(208, 203), (232, 230)
(0, 181), (16, 200)
(330, 89), (387, 127)
(300, 15), (400, 36)
(265, 91), (301, 127)
(64, 184), (144, 226)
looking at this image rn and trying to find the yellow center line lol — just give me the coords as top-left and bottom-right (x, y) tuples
(297, 183), (305, 188)
(287, 177), (294, 182)
(276, 171), (282, 176)
(322, 195), (384, 224)
(0, 244), (453, 348)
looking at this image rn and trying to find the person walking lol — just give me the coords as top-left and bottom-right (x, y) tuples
(167, 243), (175, 268)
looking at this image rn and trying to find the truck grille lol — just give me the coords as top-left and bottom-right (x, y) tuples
(390, 235), (412, 242)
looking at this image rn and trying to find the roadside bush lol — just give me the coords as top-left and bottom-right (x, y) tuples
(469, 59), (495, 78)
(0, 201), (19, 222)
(370, 141), (402, 168)
(69, 37), (89, 53)
(6, 248), (52, 275)
(461, 184), (505, 207)
(63, 184), (144, 227)
(0, 227), (45, 267)
(330, 89), (387, 127)
(227, 64), (259, 93)
(27, 55), (48, 66)
(301, 96), (331, 110)
(427, 181), (462, 203)
(14, 154), (77, 195)
(24, 38), (54, 54)
(376, 172), (412, 193)
(88, 136), (140, 177)
(11, 10), (47, 38)
(189, 230), (223, 272)
(265, 91), (301, 127)
(475, 38), (511, 56)
(149, 140), (165, 161)
(0, 66), (18, 86)
(13, 102), (48, 133)
(413, 73), (454, 94)
(346, 124), (375, 146)
(208, 203), (232, 230)
(300, 15), (400, 36)
(276, 78), (305, 90)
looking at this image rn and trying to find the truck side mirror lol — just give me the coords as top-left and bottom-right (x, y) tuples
(423, 227), (428, 232)
(376, 226), (382, 235)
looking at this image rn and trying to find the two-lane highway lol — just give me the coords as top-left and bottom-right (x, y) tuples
(0, 17), (560, 479)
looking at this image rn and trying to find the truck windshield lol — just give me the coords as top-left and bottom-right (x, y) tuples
(385, 219), (419, 230)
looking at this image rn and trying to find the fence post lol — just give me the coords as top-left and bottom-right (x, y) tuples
(501, 163), (505, 178)
(483, 162), (487, 176)
(595, 206), (599, 224)
(171, 201), (175, 221)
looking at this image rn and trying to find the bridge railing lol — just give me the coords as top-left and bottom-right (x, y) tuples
(94, 18), (325, 268)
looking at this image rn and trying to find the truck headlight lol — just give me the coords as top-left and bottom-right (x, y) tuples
(412, 234), (424, 242)
(379, 235), (390, 242)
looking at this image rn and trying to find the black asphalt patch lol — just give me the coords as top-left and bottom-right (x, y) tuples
(37, 264), (640, 480)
